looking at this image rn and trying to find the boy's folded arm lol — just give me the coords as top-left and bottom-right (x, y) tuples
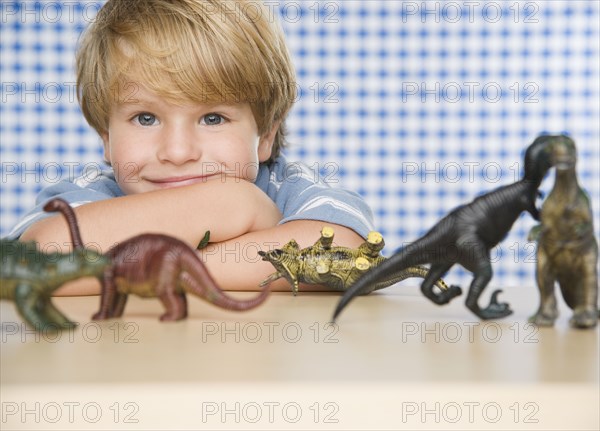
(198, 219), (365, 291)
(20, 179), (281, 254)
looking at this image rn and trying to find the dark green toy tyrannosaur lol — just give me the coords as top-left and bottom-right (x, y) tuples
(529, 135), (599, 329)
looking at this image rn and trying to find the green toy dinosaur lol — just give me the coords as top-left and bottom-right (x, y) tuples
(1, 199), (109, 330)
(528, 135), (599, 329)
(258, 226), (449, 295)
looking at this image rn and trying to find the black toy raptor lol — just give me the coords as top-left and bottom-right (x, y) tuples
(332, 136), (556, 322)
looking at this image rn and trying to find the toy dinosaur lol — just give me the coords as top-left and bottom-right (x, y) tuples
(1, 199), (109, 330)
(528, 135), (599, 329)
(92, 232), (270, 322)
(332, 135), (557, 322)
(259, 226), (449, 294)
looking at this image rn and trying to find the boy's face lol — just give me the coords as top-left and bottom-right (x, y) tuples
(101, 85), (275, 195)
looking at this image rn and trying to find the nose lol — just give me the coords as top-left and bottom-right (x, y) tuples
(156, 123), (202, 165)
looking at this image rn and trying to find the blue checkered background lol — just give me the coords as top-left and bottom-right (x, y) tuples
(1, 1), (599, 288)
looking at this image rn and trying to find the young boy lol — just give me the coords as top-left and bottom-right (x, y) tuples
(9, 0), (374, 294)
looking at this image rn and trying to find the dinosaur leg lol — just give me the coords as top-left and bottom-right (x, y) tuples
(259, 272), (283, 287)
(282, 272), (299, 296)
(13, 283), (57, 331)
(39, 297), (77, 329)
(92, 270), (117, 320)
(111, 293), (129, 318)
(154, 256), (188, 321)
(529, 249), (558, 326)
(567, 254), (598, 328)
(157, 290), (188, 321)
(420, 263), (460, 305)
(569, 298), (598, 329)
(463, 244), (512, 320)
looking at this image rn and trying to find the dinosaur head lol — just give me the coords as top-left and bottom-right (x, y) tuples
(258, 248), (284, 264)
(74, 249), (110, 275)
(549, 135), (577, 171)
(54, 248), (110, 281)
(523, 134), (562, 185)
(257, 248), (291, 275)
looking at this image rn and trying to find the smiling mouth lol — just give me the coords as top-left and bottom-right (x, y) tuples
(146, 175), (219, 188)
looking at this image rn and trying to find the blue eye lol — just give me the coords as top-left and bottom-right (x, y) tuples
(136, 113), (157, 126)
(202, 113), (224, 126)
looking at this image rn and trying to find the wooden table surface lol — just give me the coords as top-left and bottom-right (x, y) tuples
(1, 283), (598, 430)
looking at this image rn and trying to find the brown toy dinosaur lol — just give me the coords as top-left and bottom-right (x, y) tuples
(529, 135), (599, 328)
(91, 233), (270, 322)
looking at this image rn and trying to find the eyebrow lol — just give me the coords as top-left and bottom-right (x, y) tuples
(113, 90), (247, 115)
(115, 95), (156, 106)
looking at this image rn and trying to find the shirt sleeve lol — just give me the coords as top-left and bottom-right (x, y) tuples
(4, 168), (123, 240)
(255, 156), (376, 238)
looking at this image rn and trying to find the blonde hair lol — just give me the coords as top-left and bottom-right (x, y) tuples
(76, 0), (297, 160)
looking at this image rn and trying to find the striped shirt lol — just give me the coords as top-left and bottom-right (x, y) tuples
(6, 154), (375, 240)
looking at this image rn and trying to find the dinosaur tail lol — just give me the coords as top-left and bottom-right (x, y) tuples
(369, 265), (449, 293)
(179, 250), (270, 311)
(43, 198), (84, 248)
(331, 236), (439, 322)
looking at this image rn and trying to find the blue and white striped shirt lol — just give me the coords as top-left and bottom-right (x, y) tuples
(6, 154), (375, 240)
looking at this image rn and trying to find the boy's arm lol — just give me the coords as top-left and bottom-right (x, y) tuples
(20, 178), (281, 259)
(199, 220), (365, 291)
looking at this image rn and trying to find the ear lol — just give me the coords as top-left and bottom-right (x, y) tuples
(100, 131), (112, 165)
(257, 121), (280, 162)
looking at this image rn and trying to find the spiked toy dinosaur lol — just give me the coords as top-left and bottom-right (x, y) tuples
(332, 135), (556, 322)
(259, 226), (449, 294)
(528, 135), (599, 329)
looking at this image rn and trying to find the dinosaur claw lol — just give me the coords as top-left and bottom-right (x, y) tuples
(528, 312), (556, 327)
(92, 311), (108, 320)
(447, 284), (462, 297)
(569, 309), (598, 329)
(431, 284), (462, 304)
(489, 289), (503, 305)
(475, 289), (513, 319)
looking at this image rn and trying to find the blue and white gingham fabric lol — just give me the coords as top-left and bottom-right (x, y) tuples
(1, 1), (599, 288)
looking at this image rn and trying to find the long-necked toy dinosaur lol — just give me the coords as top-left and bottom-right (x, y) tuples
(1, 199), (109, 330)
(332, 135), (556, 322)
(259, 226), (449, 294)
(92, 232), (270, 322)
(528, 135), (598, 328)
